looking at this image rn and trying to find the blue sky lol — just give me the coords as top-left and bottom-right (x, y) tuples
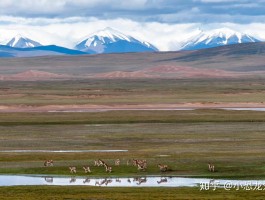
(0, 0), (265, 50)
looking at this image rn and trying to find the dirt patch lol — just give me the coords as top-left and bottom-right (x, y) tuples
(0, 102), (265, 112)
(94, 71), (157, 78)
(1, 70), (69, 81)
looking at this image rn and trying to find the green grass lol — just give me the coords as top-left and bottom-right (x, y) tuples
(0, 114), (265, 178)
(1, 109), (265, 125)
(0, 186), (264, 200)
(1, 78), (265, 199)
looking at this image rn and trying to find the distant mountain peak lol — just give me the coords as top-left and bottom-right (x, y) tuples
(6, 35), (42, 48)
(181, 27), (260, 50)
(75, 27), (158, 54)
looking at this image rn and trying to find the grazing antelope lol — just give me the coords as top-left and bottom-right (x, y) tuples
(115, 159), (120, 166)
(69, 166), (77, 173)
(133, 159), (147, 170)
(127, 159), (131, 166)
(98, 159), (105, 166)
(94, 160), (100, 166)
(132, 159), (137, 166)
(158, 164), (168, 172)
(103, 163), (112, 173)
(83, 165), (91, 173)
(44, 160), (53, 167)
(137, 163), (146, 171)
(157, 177), (167, 184)
(208, 163), (215, 172)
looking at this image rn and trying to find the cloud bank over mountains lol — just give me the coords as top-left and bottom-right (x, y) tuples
(0, 0), (265, 51)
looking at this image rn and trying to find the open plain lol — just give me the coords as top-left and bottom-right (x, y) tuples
(1, 44), (265, 199)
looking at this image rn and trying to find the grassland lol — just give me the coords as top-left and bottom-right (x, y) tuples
(0, 78), (265, 199)
(0, 110), (265, 178)
(0, 78), (265, 105)
(1, 186), (265, 200)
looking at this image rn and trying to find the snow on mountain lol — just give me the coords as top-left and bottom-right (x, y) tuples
(181, 28), (260, 50)
(75, 27), (158, 53)
(6, 34), (42, 48)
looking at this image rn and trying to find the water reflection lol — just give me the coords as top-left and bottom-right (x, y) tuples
(44, 177), (53, 183)
(0, 175), (265, 187)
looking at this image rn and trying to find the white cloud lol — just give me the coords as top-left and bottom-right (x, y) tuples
(0, 16), (264, 51)
(0, 16), (200, 50)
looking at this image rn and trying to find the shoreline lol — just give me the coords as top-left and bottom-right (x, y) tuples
(1, 103), (265, 112)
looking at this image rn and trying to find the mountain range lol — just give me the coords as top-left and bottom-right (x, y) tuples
(0, 27), (262, 57)
(75, 27), (158, 53)
(1, 41), (265, 80)
(181, 28), (260, 50)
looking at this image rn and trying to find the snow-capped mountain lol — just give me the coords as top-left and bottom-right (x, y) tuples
(75, 27), (158, 53)
(181, 28), (260, 50)
(6, 35), (42, 48)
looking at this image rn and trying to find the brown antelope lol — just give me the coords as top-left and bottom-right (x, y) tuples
(94, 160), (100, 166)
(98, 159), (105, 166)
(69, 166), (77, 173)
(157, 177), (167, 184)
(133, 159), (147, 170)
(44, 160), (53, 167)
(103, 163), (112, 173)
(208, 163), (215, 172)
(137, 163), (146, 171)
(158, 164), (168, 172)
(83, 165), (91, 173)
(127, 159), (131, 166)
(115, 159), (120, 166)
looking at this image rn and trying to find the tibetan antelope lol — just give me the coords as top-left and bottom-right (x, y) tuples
(103, 163), (112, 173)
(94, 159), (104, 166)
(94, 160), (100, 166)
(115, 159), (120, 166)
(133, 159), (147, 171)
(83, 165), (91, 173)
(158, 164), (168, 172)
(44, 160), (53, 167)
(137, 163), (146, 171)
(98, 159), (105, 166)
(157, 177), (167, 184)
(127, 159), (131, 166)
(208, 163), (215, 172)
(69, 166), (77, 173)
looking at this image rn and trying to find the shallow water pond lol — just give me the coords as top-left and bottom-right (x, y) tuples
(1, 175), (265, 188)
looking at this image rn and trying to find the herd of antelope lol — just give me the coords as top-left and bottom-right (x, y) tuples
(44, 159), (216, 174)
